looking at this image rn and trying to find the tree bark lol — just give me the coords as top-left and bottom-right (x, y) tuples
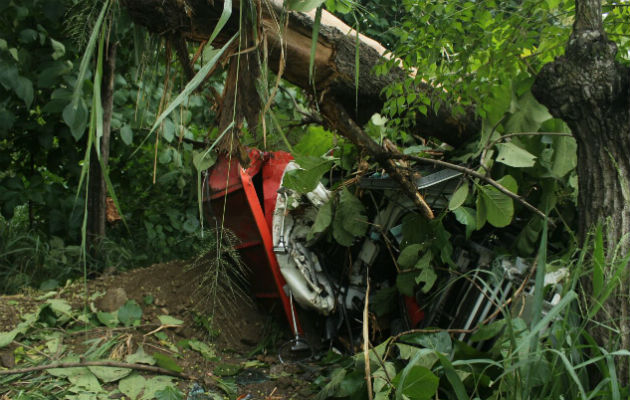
(87, 42), (117, 250)
(532, 0), (630, 383)
(120, 0), (479, 145)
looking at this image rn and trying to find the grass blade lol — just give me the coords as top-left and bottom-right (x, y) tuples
(436, 353), (467, 400)
(133, 34), (237, 155)
(512, 290), (578, 356)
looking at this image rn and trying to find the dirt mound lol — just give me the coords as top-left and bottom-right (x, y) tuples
(0, 261), (317, 399)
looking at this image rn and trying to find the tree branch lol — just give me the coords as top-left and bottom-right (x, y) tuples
(0, 360), (190, 379)
(387, 153), (548, 220)
(320, 97), (435, 219)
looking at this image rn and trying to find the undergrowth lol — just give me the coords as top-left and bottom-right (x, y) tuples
(313, 227), (630, 400)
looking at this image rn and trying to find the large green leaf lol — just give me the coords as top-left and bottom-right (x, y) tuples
(548, 135), (577, 178)
(504, 91), (552, 133)
(119, 374), (145, 400)
(293, 125), (334, 156)
(48, 366), (102, 392)
(415, 267), (437, 293)
(453, 206), (475, 239)
(88, 366), (132, 383)
(448, 183), (469, 210)
(395, 365), (439, 400)
(282, 156), (333, 194)
(125, 346), (156, 365)
(478, 175), (518, 228)
(397, 244), (423, 269)
(192, 150), (217, 172)
(495, 142), (537, 168)
(307, 199), (333, 241)
(63, 97), (89, 141)
(153, 353), (182, 373)
(188, 340), (217, 360)
(332, 188), (367, 246)
(14, 76), (33, 108)
(117, 300), (142, 327)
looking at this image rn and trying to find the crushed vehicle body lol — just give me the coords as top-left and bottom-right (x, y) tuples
(204, 149), (564, 356)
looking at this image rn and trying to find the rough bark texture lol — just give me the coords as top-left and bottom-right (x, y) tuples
(87, 43), (117, 248)
(532, 0), (630, 383)
(120, 0), (479, 145)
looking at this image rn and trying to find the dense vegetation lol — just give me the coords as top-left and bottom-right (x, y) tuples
(1, 0), (629, 398)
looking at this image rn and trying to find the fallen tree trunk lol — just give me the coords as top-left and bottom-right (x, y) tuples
(121, 0), (479, 145)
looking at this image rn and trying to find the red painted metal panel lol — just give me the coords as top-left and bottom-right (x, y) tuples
(204, 151), (300, 333)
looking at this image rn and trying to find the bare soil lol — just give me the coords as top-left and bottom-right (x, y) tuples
(0, 261), (318, 399)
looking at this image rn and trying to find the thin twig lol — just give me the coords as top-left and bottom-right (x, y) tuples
(388, 154), (548, 220)
(480, 131), (572, 170)
(0, 360), (189, 379)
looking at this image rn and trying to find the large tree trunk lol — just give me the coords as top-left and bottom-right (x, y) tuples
(532, 0), (630, 383)
(87, 43), (117, 252)
(121, 0), (478, 145)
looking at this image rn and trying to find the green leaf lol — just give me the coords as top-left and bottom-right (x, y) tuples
(192, 149), (217, 172)
(287, 0), (326, 12)
(396, 271), (416, 296)
(294, 125), (334, 157)
(396, 365), (439, 400)
(436, 353), (468, 400)
(119, 374), (145, 400)
(125, 346), (156, 365)
(0, 330), (19, 348)
(400, 331), (452, 354)
(453, 206), (475, 239)
(548, 135), (577, 178)
(48, 366), (102, 392)
(88, 366), (132, 383)
(188, 340), (217, 360)
(63, 97), (89, 141)
(397, 244), (423, 269)
(50, 38), (65, 60)
(414, 251), (432, 270)
(97, 311), (118, 327)
(475, 192), (486, 230)
(0, 61), (18, 90)
(332, 188), (368, 246)
(282, 156), (333, 194)
(504, 91), (552, 133)
(495, 142), (537, 168)
(162, 119), (175, 142)
(155, 386), (184, 400)
(415, 267), (437, 293)
(479, 176), (518, 228)
(14, 76), (34, 108)
(46, 299), (72, 318)
(371, 286), (397, 317)
(307, 200), (333, 241)
(158, 315), (184, 326)
(470, 319), (507, 343)
(117, 300), (143, 327)
(120, 125), (133, 145)
(448, 183), (469, 210)
(153, 353), (182, 373)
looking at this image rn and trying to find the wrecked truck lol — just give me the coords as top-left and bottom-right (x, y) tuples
(203, 149), (563, 359)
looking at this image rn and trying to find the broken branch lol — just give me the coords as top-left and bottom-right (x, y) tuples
(0, 360), (190, 379)
(388, 153), (548, 220)
(320, 97), (434, 219)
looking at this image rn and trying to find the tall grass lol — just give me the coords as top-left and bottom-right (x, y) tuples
(315, 224), (630, 399)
